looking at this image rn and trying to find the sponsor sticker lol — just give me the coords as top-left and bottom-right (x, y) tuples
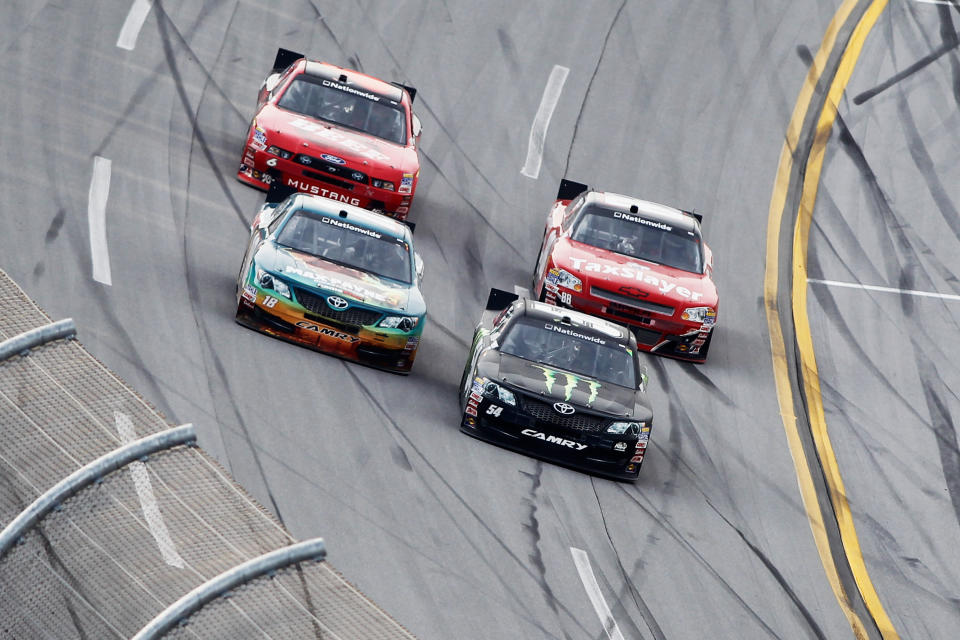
(253, 126), (267, 145)
(241, 284), (257, 303)
(469, 391), (483, 403)
(465, 406), (478, 417)
(520, 429), (587, 451)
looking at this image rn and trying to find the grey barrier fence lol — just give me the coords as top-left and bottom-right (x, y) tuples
(0, 269), (416, 639)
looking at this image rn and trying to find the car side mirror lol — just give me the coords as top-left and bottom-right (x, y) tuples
(263, 73), (282, 94)
(415, 252), (425, 282)
(411, 113), (422, 139)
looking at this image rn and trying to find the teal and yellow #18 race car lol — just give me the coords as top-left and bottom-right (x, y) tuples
(236, 183), (426, 373)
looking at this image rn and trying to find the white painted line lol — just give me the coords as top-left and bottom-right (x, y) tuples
(570, 547), (625, 640)
(514, 285), (531, 299)
(914, 0), (955, 5)
(116, 0), (154, 51)
(521, 65), (569, 179)
(808, 278), (960, 302)
(115, 411), (185, 568)
(88, 156), (113, 286)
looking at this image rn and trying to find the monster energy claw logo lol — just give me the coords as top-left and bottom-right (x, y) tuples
(530, 365), (602, 403)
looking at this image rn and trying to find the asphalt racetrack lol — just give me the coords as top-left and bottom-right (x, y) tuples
(1, 1), (959, 638)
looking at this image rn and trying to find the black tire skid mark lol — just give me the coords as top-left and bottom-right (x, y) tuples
(859, 511), (960, 611)
(882, 3), (960, 249)
(156, 2), (290, 526)
(614, 483), (787, 639)
(519, 462), (575, 640)
(0, 471), (97, 639)
(643, 362), (827, 638)
(562, 0), (626, 179)
(419, 150), (525, 259)
(835, 112), (960, 309)
(915, 358), (960, 529)
(153, 1), (250, 230)
(96, 1), (247, 159)
(58, 209), (179, 424)
(338, 363), (592, 639)
(590, 479), (667, 640)
(0, 0), (52, 58)
(336, 2), (511, 207)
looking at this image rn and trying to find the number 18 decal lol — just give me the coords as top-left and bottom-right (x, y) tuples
(486, 405), (503, 417)
(263, 296), (279, 308)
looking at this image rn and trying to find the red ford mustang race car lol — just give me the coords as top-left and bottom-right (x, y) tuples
(238, 48), (422, 220)
(532, 180), (718, 362)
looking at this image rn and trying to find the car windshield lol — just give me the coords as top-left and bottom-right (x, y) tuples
(277, 76), (407, 144)
(570, 205), (703, 273)
(276, 209), (411, 283)
(499, 318), (636, 387)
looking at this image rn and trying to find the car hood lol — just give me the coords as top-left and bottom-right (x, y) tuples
(256, 242), (424, 314)
(479, 352), (640, 418)
(257, 106), (419, 174)
(552, 238), (718, 308)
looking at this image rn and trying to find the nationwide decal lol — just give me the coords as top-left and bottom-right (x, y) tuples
(320, 216), (382, 239)
(544, 323), (605, 345)
(521, 429), (587, 451)
(567, 257), (704, 301)
(288, 117), (391, 162)
(285, 177), (361, 206)
(613, 210), (672, 231)
(295, 321), (360, 343)
(321, 79), (381, 102)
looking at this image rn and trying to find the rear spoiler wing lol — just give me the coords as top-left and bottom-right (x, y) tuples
(682, 210), (703, 223)
(557, 178), (589, 202)
(272, 48), (304, 73)
(485, 288), (519, 311)
(391, 82), (418, 103)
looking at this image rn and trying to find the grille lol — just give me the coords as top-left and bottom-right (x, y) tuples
(519, 395), (608, 432)
(294, 287), (382, 326)
(294, 154), (368, 184)
(632, 326), (663, 346)
(605, 303), (654, 325)
(591, 285), (675, 316)
(302, 169), (355, 191)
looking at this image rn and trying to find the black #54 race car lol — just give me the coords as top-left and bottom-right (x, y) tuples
(459, 289), (654, 481)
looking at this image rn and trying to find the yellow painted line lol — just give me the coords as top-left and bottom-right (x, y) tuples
(764, 1), (890, 638)
(792, 0), (899, 638)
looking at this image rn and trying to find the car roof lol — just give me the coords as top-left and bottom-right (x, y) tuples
(299, 60), (407, 106)
(518, 299), (631, 344)
(288, 193), (411, 243)
(583, 190), (699, 234)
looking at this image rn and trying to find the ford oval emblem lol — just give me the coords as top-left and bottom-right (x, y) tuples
(553, 402), (575, 415)
(321, 153), (346, 165)
(327, 295), (349, 310)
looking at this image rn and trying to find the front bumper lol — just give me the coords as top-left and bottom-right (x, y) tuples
(236, 284), (421, 373)
(237, 142), (413, 220)
(458, 385), (646, 481)
(542, 284), (713, 363)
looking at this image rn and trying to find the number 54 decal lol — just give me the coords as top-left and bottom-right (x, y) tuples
(486, 405), (503, 417)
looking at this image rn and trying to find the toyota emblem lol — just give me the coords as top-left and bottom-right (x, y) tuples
(553, 402), (575, 415)
(327, 295), (349, 310)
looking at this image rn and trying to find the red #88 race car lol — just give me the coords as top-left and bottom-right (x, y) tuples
(532, 180), (719, 363)
(238, 48), (422, 221)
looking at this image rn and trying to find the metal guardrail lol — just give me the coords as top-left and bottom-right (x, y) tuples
(132, 538), (327, 640)
(0, 424), (196, 560)
(0, 268), (417, 639)
(0, 318), (75, 362)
